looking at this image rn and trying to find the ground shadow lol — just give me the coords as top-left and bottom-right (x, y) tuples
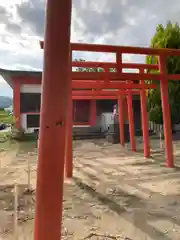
(73, 176), (172, 240)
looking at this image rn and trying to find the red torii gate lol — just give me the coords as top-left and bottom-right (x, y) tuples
(68, 89), (147, 178)
(40, 41), (158, 173)
(34, 1), (180, 240)
(39, 55), (157, 174)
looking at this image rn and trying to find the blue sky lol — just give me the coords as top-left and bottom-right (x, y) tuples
(0, 0), (180, 97)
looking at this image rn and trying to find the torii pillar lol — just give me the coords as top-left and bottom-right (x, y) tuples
(65, 83), (73, 178)
(159, 55), (174, 167)
(34, 0), (72, 239)
(118, 95), (125, 146)
(139, 68), (150, 158)
(127, 93), (136, 151)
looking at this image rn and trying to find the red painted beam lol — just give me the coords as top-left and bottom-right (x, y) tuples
(71, 43), (180, 56)
(72, 71), (158, 81)
(72, 96), (117, 100)
(72, 82), (156, 89)
(71, 71), (180, 81)
(11, 77), (155, 89)
(40, 40), (180, 56)
(72, 61), (158, 70)
(72, 92), (141, 100)
(72, 90), (140, 96)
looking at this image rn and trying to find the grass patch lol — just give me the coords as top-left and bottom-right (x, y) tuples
(0, 111), (37, 146)
(0, 110), (13, 148)
(0, 131), (11, 139)
(0, 110), (13, 124)
(0, 131), (13, 151)
(16, 133), (37, 142)
(0, 140), (18, 152)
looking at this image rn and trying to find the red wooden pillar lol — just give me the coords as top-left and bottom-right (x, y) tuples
(65, 53), (73, 178)
(139, 69), (150, 158)
(90, 100), (96, 126)
(65, 86), (73, 178)
(13, 80), (20, 129)
(158, 55), (173, 167)
(34, 0), (72, 239)
(127, 93), (136, 151)
(116, 52), (124, 146)
(118, 95), (124, 146)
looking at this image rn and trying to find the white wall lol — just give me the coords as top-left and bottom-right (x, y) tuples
(20, 84), (41, 133)
(100, 112), (113, 132)
(20, 84), (42, 93)
(20, 113), (27, 130)
(20, 84), (98, 132)
(20, 113), (38, 133)
(21, 112), (91, 133)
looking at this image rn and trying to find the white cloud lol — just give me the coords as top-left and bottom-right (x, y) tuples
(0, 77), (12, 97)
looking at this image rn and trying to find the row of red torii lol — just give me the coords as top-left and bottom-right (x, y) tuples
(40, 40), (179, 170)
(33, 1), (180, 240)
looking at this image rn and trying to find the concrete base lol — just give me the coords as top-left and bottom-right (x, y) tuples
(106, 123), (130, 144)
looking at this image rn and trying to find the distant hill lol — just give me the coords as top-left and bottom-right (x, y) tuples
(0, 96), (13, 109)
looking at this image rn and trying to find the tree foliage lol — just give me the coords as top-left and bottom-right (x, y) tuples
(74, 58), (116, 72)
(146, 21), (180, 125)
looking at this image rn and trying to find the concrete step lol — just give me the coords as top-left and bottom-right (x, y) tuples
(73, 134), (105, 140)
(73, 126), (101, 134)
(72, 126), (104, 140)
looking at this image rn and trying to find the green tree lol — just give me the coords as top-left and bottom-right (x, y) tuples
(147, 21), (180, 125)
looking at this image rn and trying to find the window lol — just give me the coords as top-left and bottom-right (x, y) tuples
(73, 100), (90, 123)
(20, 93), (41, 113)
(27, 114), (40, 128)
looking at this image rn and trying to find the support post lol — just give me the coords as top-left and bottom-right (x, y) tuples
(34, 0), (72, 239)
(118, 95), (124, 146)
(139, 68), (150, 158)
(116, 52), (122, 73)
(90, 100), (96, 126)
(116, 52), (124, 146)
(65, 90), (73, 178)
(127, 93), (136, 151)
(158, 55), (173, 167)
(13, 81), (20, 129)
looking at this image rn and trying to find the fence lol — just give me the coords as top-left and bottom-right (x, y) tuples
(148, 121), (163, 136)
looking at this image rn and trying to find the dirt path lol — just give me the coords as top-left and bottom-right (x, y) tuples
(0, 139), (180, 239)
